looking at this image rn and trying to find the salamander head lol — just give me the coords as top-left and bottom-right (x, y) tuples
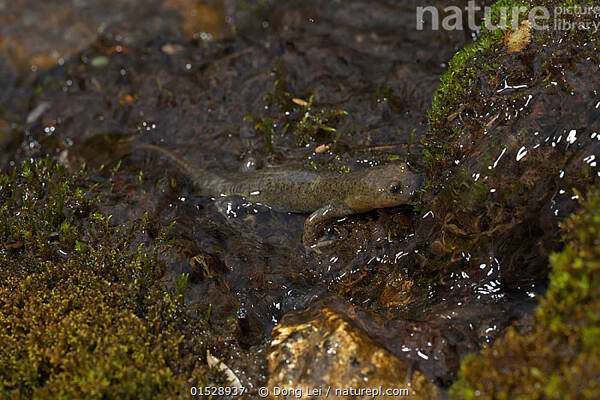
(344, 163), (422, 212)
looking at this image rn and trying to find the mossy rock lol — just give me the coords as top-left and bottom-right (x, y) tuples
(413, 0), (600, 284)
(450, 189), (600, 399)
(0, 159), (219, 398)
(413, 0), (600, 396)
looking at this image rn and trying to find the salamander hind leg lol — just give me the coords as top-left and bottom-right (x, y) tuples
(303, 203), (353, 253)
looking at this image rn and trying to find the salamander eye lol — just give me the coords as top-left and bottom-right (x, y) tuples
(390, 184), (402, 194)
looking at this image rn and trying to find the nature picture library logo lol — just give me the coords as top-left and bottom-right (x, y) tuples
(416, 1), (600, 33)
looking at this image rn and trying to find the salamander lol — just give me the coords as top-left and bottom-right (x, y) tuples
(138, 143), (422, 249)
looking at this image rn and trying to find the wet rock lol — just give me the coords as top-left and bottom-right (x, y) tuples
(164, 0), (226, 39)
(417, 1), (600, 289)
(266, 296), (536, 388)
(403, 0), (600, 394)
(268, 306), (441, 399)
(0, 0), (227, 75)
(0, 0), (97, 71)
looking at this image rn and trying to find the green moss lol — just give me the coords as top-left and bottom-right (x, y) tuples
(427, 33), (497, 138)
(0, 159), (216, 398)
(427, 0), (528, 140)
(450, 190), (600, 399)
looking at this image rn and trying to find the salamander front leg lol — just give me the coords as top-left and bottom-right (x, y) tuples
(303, 203), (353, 252)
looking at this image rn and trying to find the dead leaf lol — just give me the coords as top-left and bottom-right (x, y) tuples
(161, 43), (185, 55)
(107, 45), (129, 54)
(31, 54), (60, 70)
(4, 241), (24, 249)
(505, 20), (532, 54)
(57, 149), (70, 167)
(90, 77), (102, 91)
(486, 112), (501, 129)
(164, 0), (224, 38)
(315, 143), (331, 153)
(447, 105), (465, 122)
(191, 254), (212, 279)
(26, 102), (51, 124)
(444, 223), (470, 238)
(119, 94), (135, 105)
(292, 98), (309, 106)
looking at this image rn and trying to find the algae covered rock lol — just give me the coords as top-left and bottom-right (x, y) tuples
(267, 304), (440, 399)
